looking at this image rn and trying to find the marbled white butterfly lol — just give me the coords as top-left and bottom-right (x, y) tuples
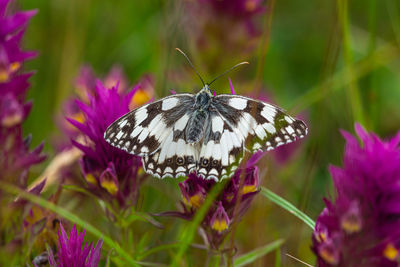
(104, 51), (307, 181)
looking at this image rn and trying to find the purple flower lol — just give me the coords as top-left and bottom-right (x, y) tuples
(59, 66), (154, 143)
(0, 0), (45, 183)
(210, 201), (231, 233)
(48, 223), (102, 267)
(199, 0), (264, 19)
(175, 152), (263, 249)
(183, 0), (265, 71)
(312, 123), (400, 267)
(67, 79), (147, 209)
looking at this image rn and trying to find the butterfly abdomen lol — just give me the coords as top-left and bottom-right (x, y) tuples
(186, 110), (209, 144)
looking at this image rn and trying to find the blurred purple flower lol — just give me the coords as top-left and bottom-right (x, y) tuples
(183, 0), (265, 72)
(312, 123), (400, 267)
(59, 66), (154, 143)
(0, 0), (45, 184)
(47, 223), (102, 267)
(67, 80), (147, 209)
(199, 0), (264, 20)
(174, 152), (262, 249)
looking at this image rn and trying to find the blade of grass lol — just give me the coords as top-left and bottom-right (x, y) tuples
(274, 246), (281, 267)
(171, 179), (228, 266)
(260, 187), (315, 229)
(0, 181), (139, 266)
(234, 239), (285, 267)
(337, 0), (365, 125)
(386, 0), (400, 46)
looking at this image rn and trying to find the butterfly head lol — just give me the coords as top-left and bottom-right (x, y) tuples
(201, 84), (213, 96)
(195, 85), (213, 110)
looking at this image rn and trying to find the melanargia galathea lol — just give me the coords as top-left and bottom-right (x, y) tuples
(104, 84), (307, 181)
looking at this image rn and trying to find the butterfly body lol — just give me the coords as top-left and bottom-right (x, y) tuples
(104, 84), (307, 181)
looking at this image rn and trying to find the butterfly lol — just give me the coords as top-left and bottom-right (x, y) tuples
(104, 50), (308, 181)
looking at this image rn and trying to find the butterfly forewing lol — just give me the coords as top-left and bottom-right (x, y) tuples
(104, 94), (195, 156)
(213, 95), (307, 153)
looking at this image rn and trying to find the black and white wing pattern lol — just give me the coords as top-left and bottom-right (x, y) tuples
(196, 111), (244, 180)
(196, 95), (307, 180)
(105, 92), (307, 181)
(104, 94), (198, 178)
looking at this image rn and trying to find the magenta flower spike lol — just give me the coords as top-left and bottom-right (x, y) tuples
(228, 78), (236, 95)
(0, 0), (45, 184)
(48, 223), (102, 267)
(312, 123), (400, 267)
(67, 80), (145, 209)
(173, 153), (262, 249)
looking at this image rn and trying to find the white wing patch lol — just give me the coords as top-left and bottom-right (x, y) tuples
(161, 97), (179, 111)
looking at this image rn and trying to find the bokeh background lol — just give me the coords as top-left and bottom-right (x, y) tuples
(12, 0), (400, 265)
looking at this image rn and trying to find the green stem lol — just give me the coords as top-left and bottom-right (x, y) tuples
(337, 0), (365, 125)
(206, 251), (222, 267)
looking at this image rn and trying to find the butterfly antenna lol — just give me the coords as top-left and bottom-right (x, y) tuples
(175, 48), (205, 87)
(208, 61), (249, 86)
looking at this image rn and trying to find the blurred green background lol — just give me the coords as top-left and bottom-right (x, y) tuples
(18, 0), (400, 265)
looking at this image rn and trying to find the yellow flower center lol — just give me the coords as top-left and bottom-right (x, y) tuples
(0, 69), (9, 83)
(319, 247), (339, 265)
(341, 216), (361, 234)
(10, 62), (21, 72)
(85, 173), (97, 185)
(212, 219), (229, 233)
(100, 179), (118, 196)
(0, 62), (21, 83)
(183, 193), (204, 209)
(315, 232), (327, 243)
(384, 243), (398, 261)
(130, 90), (151, 109)
(1, 112), (23, 128)
(242, 184), (257, 195)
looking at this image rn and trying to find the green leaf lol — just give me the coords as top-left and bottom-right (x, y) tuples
(234, 239), (285, 267)
(260, 187), (315, 229)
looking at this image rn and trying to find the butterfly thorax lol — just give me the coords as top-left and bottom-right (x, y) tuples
(185, 88), (213, 144)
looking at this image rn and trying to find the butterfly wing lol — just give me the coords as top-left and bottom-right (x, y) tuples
(197, 111), (244, 180)
(198, 95), (307, 180)
(104, 93), (199, 178)
(214, 94), (307, 150)
(142, 138), (198, 179)
(105, 94), (194, 155)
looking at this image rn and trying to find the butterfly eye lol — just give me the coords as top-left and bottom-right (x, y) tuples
(176, 156), (185, 165)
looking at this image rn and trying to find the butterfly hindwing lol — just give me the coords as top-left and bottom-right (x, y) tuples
(104, 94), (194, 156)
(197, 112), (244, 180)
(142, 138), (198, 179)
